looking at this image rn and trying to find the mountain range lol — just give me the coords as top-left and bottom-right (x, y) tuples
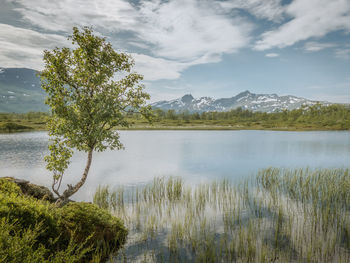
(151, 91), (327, 113)
(0, 67), (328, 113)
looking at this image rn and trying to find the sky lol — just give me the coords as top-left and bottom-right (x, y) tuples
(0, 0), (350, 103)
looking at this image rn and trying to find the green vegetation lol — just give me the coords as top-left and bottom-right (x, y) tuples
(0, 178), (127, 262)
(134, 103), (350, 130)
(0, 218), (90, 263)
(40, 27), (151, 206)
(94, 168), (350, 262)
(1, 104), (349, 132)
(0, 112), (48, 132)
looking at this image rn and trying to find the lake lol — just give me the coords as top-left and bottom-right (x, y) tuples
(0, 130), (349, 201)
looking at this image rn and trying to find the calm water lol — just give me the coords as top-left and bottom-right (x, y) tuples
(0, 130), (349, 201)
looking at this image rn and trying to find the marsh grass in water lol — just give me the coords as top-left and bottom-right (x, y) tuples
(94, 168), (350, 262)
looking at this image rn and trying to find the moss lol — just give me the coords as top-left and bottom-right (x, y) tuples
(59, 202), (128, 259)
(0, 178), (128, 262)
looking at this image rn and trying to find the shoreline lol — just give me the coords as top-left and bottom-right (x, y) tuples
(1, 124), (349, 133)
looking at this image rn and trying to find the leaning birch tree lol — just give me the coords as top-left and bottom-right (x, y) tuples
(41, 27), (151, 206)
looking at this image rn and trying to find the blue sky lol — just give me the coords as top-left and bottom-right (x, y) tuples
(0, 0), (350, 103)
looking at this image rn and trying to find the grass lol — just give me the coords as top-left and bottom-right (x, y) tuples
(94, 168), (350, 262)
(1, 103), (350, 133)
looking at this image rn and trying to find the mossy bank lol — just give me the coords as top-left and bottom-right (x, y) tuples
(0, 177), (128, 263)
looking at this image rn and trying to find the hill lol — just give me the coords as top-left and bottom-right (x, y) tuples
(0, 68), (47, 113)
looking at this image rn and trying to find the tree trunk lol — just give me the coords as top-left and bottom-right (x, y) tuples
(56, 148), (93, 207)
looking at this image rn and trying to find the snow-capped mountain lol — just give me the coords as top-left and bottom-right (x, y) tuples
(151, 91), (327, 113)
(0, 67), (329, 114)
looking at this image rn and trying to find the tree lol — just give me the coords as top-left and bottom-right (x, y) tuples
(41, 27), (151, 206)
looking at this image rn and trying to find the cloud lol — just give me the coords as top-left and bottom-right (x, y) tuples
(219, 0), (284, 22)
(265, 53), (279, 57)
(6, 0), (252, 80)
(12, 0), (138, 33)
(335, 48), (350, 59)
(136, 0), (252, 62)
(132, 52), (223, 81)
(0, 23), (69, 69)
(131, 53), (187, 81)
(304, 41), (337, 52)
(255, 0), (350, 50)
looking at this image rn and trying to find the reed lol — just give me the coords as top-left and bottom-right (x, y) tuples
(94, 168), (350, 262)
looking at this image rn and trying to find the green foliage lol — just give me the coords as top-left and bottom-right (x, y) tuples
(0, 112), (48, 122)
(58, 202), (128, 259)
(0, 178), (22, 196)
(0, 178), (127, 262)
(147, 103), (350, 130)
(0, 183), (58, 244)
(40, 26), (151, 202)
(0, 112), (48, 132)
(1, 103), (350, 132)
(0, 122), (33, 132)
(0, 218), (90, 263)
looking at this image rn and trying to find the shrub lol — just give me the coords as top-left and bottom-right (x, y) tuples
(0, 180), (58, 244)
(0, 218), (91, 263)
(59, 202), (128, 260)
(0, 178), (22, 196)
(0, 178), (128, 262)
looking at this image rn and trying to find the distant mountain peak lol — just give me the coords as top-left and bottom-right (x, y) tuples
(237, 90), (251, 96)
(151, 91), (328, 113)
(181, 94), (194, 103)
(0, 67), (330, 114)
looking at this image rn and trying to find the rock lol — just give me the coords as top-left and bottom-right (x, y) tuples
(1, 177), (55, 202)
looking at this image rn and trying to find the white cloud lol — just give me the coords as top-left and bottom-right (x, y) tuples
(255, 0), (350, 50)
(335, 48), (350, 59)
(220, 0), (284, 22)
(6, 0), (252, 80)
(304, 41), (336, 52)
(265, 53), (279, 57)
(12, 0), (138, 33)
(0, 23), (69, 69)
(137, 0), (252, 62)
(131, 53), (187, 81)
(132, 52), (223, 81)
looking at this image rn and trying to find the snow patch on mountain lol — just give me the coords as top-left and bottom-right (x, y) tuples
(151, 91), (328, 113)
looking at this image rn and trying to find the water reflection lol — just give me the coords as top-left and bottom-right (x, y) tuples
(0, 130), (349, 201)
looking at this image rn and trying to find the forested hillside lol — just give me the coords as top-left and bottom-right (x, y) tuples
(1, 104), (349, 132)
